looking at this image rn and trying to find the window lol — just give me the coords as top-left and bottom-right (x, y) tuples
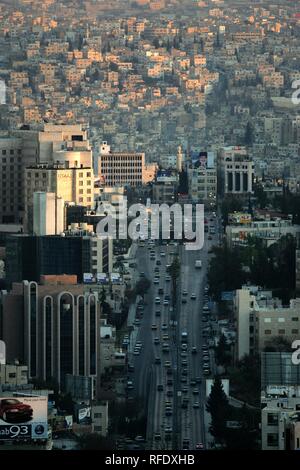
(79, 172), (83, 178)
(92, 250), (97, 256)
(8, 373), (16, 378)
(87, 189), (91, 194)
(264, 330), (272, 335)
(278, 329), (285, 335)
(94, 413), (102, 418)
(292, 317), (299, 322)
(264, 318), (271, 323)
(2, 149), (6, 155)
(278, 318), (285, 323)
(94, 426), (102, 431)
(87, 172), (91, 177)
(79, 189), (83, 194)
(79, 197), (83, 202)
(79, 180), (83, 186)
(292, 329), (299, 334)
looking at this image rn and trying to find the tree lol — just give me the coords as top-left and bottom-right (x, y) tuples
(207, 243), (246, 301)
(206, 376), (230, 443)
(167, 256), (181, 308)
(215, 334), (231, 367)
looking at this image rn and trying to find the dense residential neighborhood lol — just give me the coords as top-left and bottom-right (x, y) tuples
(0, 0), (300, 453)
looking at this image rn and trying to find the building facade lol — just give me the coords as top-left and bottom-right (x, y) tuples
(0, 277), (101, 390)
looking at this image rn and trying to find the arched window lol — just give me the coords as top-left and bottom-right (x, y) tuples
(30, 283), (37, 377)
(45, 297), (52, 380)
(60, 294), (73, 385)
(78, 296), (85, 376)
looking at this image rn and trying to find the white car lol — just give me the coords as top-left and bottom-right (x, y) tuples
(163, 299), (169, 306)
(191, 293), (196, 300)
(165, 276), (171, 282)
(155, 297), (160, 304)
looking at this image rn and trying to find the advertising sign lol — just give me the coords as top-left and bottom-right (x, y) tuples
(97, 273), (108, 284)
(229, 212), (252, 225)
(0, 396), (48, 440)
(83, 273), (94, 284)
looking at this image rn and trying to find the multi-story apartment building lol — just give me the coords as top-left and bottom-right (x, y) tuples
(0, 137), (36, 224)
(5, 231), (113, 286)
(187, 151), (217, 206)
(0, 276), (101, 392)
(234, 287), (300, 361)
(98, 141), (157, 187)
(25, 164), (94, 231)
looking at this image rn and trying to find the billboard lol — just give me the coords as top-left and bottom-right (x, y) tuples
(0, 396), (48, 440)
(97, 273), (108, 284)
(228, 212), (252, 225)
(83, 273), (95, 284)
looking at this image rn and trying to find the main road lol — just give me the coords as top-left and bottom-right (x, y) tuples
(127, 213), (219, 449)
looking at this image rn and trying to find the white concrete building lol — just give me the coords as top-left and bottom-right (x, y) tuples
(33, 192), (64, 236)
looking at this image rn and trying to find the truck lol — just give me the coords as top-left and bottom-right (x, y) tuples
(195, 260), (202, 269)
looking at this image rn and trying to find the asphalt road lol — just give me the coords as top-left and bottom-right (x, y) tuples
(127, 214), (219, 450)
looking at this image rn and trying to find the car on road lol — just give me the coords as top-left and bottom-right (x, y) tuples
(180, 351), (187, 357)
(154, 433), (161, 441)
(190, 379), (196, 386)
(164, 294), (171, 301)
(155, 310), (161, 317)
(183, 439), (190, 450)
(165, 407), (172, 417)
(181, 376), (187, 383)
(167, 378), (173, 386)
(192, 346), (197, 354)
(166, 369), (173, 376)
(158, 288), (164, 295)
(164, 361), (171, 368)
(181, 368), (188, 376)
(155, 357), (161, 364)
(196, 443), (205, 450)
(193, 402), (200, 408)
(208, 235), (212, 240)
(151, 324), (158, 330)
(156, 260), (161, 266)
(203, 354), (209, 361)
(182, 387), (188, 394)
(154, 278), (160, 285)
(182, 290), (188, 296)
(160, 252), (166, 257)
(181, 359), (188, 366)
(155, 297), (160, 304)
(135, 436), (146, 443)
(157, 384), (163, 391)
(163, 299), (169, 306)
(182, 297), (187, 304)
(134, 319), (140, 326)
(162, 323), (168, 330)
(154, 338), (160, 345)
(191, 293), (196, 300)
(196, 377), (202, 384)
(181, 343), (187, 351)
(192, 389), (199, 395)
(133, 349), (140, 355)
(165, 276), (171, 282)
(166, 390), (173, 397)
